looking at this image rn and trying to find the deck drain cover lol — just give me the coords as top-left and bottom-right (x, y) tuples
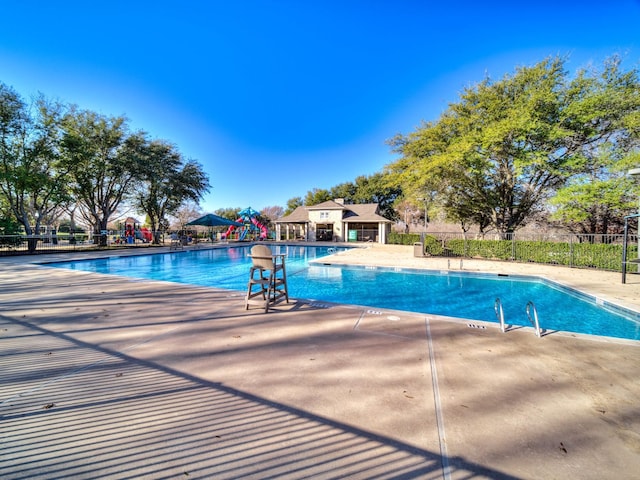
(310, 303), (329, 309)
(467, 323), (486, 329)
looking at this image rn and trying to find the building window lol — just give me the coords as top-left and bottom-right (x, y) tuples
(320, 211), (329, 219)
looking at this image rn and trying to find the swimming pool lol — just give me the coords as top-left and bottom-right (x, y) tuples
(48, 245), (640, 341)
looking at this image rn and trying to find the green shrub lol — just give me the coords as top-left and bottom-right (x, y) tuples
(571, 242), (632, 270)
(513, 241), (571, 265)
(0, 217), (22, 247)
(387, 233), (635, 272)
(447, 239), (513, 259)
(423, 235), (444, 255)
(0, 235), (23, 247)
(388, 232), (421, 245)
(429, 237), (634, 272)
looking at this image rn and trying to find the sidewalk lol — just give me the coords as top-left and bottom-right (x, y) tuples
(1, 245), (639, 479)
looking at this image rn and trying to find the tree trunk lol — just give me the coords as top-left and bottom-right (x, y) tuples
(95, 219), (109, 246)
(27, 237), (38, 254)
(23, 224), (38, 254)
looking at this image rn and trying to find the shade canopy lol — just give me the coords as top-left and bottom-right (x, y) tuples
(186, 214), (243, 227)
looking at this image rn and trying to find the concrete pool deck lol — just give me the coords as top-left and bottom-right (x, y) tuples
(1, 243), (639, 479)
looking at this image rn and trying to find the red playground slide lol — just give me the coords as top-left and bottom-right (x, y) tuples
(224, 219), (244, 238)
(251, 217), (268, 239)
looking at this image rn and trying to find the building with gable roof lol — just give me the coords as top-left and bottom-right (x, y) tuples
(274, 199), (391, 243)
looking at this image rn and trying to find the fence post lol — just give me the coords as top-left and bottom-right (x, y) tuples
(569, 235), (574, 268)
(511, 232), (516, 261)
(622, 220), (629, 283)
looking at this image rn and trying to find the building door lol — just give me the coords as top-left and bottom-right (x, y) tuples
(316, 223), (334, 241)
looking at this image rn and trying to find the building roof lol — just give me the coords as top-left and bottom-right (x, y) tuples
(276, 202), (391, 224)
(341, 204), (391, 223)
(306, 200), (346, 210)
(276, 205), (309, 223)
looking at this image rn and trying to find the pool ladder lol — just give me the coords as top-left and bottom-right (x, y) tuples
(494, 298), (542, 338)
(494, 298), (506, 333)
(526, 301), (542, 338)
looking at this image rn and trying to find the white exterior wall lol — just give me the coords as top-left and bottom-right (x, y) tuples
(277, 203), (390, 243)
(308, 209), (344, 241)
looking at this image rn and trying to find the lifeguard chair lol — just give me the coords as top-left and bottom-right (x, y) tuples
(245, 245), (289, 312)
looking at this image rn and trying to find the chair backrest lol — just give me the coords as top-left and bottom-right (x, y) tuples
(250, 245), (274, 270)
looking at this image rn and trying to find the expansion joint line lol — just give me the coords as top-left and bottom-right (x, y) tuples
(425, 317), (451, 480)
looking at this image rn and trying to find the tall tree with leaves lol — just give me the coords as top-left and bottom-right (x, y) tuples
(388, 56), (638, 235)
(284, 196), (303, 215)
(304, 188), (331, 206)
(0, 84), (71, 252)
(351, 173), (402, 221)
(215, 207), (242, 221)
(326, 173), (402, 220)
(60, 109), (146, 245)
(549, 160), (638, 235)
(549, 57), (640, 234)
(135, 139), (210, 243)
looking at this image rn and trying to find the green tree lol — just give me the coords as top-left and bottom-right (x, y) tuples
(304, 188), (331, 206)
(352, 173), (402, 221)
(388, 56), (631, 235)
(0, 84), (71, 251)
(549, 57), (640, 234)
(284, 196), (303, 215)
(326, 173), (402, 220)
(60, 108), (146, 245)
(215, 207), (242, 221)
(550, 151), (640, 234)
(329, 181), (357, 200)
(135, 139), (210, 243)
(0, 194), (21, 235)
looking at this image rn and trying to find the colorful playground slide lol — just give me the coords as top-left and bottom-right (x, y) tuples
(251, 217), (268, 239)
(136, 227), (153, 242)
(223, 208), (268, 240)
(224, 219), (245, 239)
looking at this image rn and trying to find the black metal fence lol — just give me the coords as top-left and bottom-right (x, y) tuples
(0, 233), (158, 256)
(5, 230), (639, 274)
(391, 231), (639, 273)
(0, 229), (242, 256)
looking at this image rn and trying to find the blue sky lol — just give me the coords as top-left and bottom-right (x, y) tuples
(1, 1), (639, 213)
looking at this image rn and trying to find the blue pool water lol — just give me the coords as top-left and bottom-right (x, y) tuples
(48, 245), (640, 341)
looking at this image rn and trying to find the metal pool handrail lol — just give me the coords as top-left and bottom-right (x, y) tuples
(494, 297), (506, 333)
(525, 301), (542, 338)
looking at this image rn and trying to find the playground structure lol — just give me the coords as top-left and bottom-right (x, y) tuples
(224, 207), (269, 241)
(120, 217), (152, 244)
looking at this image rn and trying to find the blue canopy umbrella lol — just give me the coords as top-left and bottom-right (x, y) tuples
(186, 214), (244, 242)
(186, 214), (243, 227)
